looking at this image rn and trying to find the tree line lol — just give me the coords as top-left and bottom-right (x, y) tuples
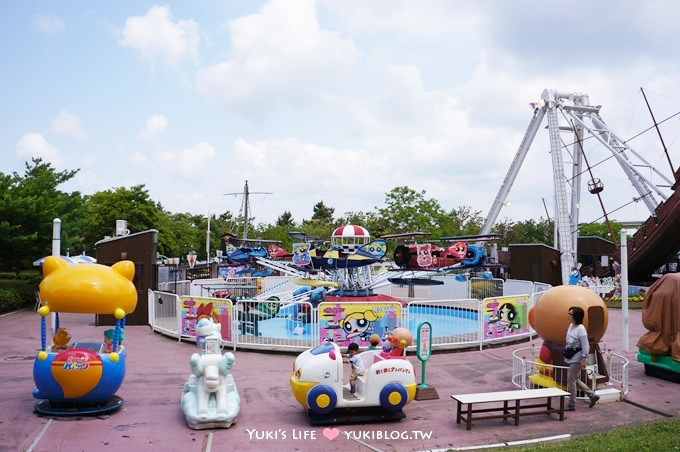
(0, 158), (621, 272)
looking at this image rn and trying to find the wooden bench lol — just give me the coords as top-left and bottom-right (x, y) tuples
(450, 388), (569, 430)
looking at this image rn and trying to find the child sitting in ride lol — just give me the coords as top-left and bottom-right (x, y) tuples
(379, 327), (413, 359)
(368, 334), (381, 350)
(103, 329), (124, 353)
(347, 342), (365, 394)
(52, 327), (71, 351)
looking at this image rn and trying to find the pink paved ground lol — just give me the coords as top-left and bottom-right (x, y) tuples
(1, 308), (677, 452)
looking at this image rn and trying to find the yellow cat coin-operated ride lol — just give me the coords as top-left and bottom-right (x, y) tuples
(32, 256), (137, 415)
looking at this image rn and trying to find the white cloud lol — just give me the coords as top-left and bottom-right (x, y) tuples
(195, 0), (359, 109)
(15, 133), (63, 168)
(119, 5), (199, 70)
(139, 114), (168, 139)
(149, 142), (217, 179)
(131, 152), (148, 166)
(50, 110), (86, 141)
(32, 15), (64, 34)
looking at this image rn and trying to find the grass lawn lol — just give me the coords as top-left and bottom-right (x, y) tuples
(508, 419), (679, 451)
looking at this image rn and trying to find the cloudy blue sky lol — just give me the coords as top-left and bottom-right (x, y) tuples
(2, 1), (679, 231)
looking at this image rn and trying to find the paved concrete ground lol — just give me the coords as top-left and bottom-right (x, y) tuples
(1, 308), (677, 452)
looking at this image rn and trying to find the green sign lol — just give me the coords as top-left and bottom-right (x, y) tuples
(416, 321), (432, 361)
(416, 322), (432, 388)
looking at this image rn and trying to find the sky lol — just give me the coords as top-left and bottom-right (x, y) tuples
(2, 1), (680, 234)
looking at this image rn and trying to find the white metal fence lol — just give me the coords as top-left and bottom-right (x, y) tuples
(511, 345), (629, 395)
(404, 299), (482, 348)
(148, 289), (535, 352)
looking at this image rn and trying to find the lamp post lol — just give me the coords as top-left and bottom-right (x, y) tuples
(206, 214), (211, 262)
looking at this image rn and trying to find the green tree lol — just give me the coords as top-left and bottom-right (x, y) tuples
(377, 186), (444, 233)
(160, 212), (207, 263)
(492, 218), (552, 247)
(437, 206), (484, 238)
(338, 211), (389, 239)
(301, 201), (336, 241)
(276, 211), (295, 228)
(255, 224), (295, 251)
(310, 201), (335, 224)
(82, 185), (163, 250)
(0, 158), (84, 271)
(579, 221), (621, 243)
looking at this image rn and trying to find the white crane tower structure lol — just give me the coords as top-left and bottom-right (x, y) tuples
(480, 89), (673, 284)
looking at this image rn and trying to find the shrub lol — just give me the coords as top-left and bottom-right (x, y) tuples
(604, 295), (644, 309)
(0, 288), (28, 314)
(0, 278), (40, 314)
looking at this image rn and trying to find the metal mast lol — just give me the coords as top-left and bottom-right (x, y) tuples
(224, 181), (272, 240)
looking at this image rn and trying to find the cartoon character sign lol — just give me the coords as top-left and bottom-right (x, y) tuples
(267, 244), (290, 259)
(224, 243), (238, 255)
(182, 297), (232, 342)
(217, 266), (238, 279)
(342, 310), (380, 341)
(488, 302), (521, 334)
(292, 243), (311, 266)
(357, 240), (388, 259)
(484, 296), (529, 339)
(318, 302), (402, 346)
(416, 243), (433, 267)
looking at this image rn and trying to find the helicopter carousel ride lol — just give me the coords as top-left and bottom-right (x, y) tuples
(32, 256), (137, 416)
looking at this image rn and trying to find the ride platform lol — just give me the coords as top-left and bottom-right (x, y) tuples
(306, 406), (406, 426)
(34, 395), (124, 416)
(388, 277), (444, 286)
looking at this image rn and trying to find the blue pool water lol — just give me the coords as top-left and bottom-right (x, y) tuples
(406, 305), (479, 338)
(251, 304), (479, 341)
(253, 317), (314, 340)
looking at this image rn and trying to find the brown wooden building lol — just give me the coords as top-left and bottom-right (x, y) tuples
(507, 236), (616, 286)
(93, 229), (158, 326)
(508, 243), (562, 286)
(577, 236), (617, 278)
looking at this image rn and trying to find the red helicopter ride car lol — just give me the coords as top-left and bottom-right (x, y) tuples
(382, 232), (501, 285)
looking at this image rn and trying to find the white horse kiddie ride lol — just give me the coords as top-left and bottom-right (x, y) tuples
(181, 318), (240, 429)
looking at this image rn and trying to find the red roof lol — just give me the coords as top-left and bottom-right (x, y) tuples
(332, 224), (369, 238)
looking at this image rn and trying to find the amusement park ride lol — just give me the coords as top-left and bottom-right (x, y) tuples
(480, 88), (680, 283)
(383, 232), (501, 286)
(32, 256), (137, 415)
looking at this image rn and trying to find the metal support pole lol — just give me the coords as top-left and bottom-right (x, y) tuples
(50, 218), (61, 332)
(620, 230), (629, 352)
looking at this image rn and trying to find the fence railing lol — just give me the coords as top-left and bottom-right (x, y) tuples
(404, 299), (482, 348)
(147, 289), (181, 340)
(148, 289), (534, 352)
(511, 345), (629, 395)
